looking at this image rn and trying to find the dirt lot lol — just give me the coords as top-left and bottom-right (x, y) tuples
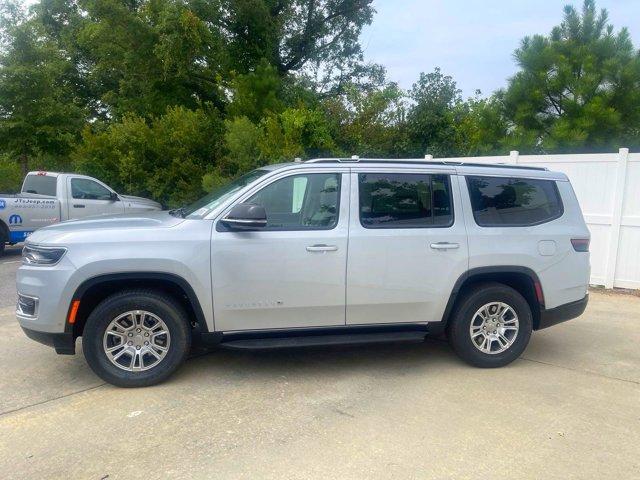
(0, 249), (638, 479)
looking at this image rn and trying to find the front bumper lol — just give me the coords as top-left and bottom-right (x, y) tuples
(21, 327), (76, 355)
(16, 256), (77, 334)
(536, 294), (588, 330)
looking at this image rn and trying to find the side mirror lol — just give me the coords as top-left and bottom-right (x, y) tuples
(109, 192), (119, 202)
(220, 203), (267, 230)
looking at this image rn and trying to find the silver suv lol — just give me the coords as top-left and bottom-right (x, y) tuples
(16, 159), (590, 387)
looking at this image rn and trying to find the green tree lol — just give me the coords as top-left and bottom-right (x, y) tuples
(0, 154), (22, 192)
(228, 60), (284, 122)
(406, 68), (462, 157)
(324, 81), (408, 157)
(453, 93), (509, 156)
(258, 106), (336, 161)
(220, 0), (375, 76)
(76, 0), (225, 118)
(223, 116), (263, 171)
(0, 4), (85, 174)
(73, 106), (224, 206)
(503, 0), (640, 152)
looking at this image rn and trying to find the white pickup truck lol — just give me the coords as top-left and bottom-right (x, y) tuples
(0, 171), (161, 254)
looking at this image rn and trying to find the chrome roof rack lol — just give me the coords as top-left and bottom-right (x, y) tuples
(304, 157), (547, 171)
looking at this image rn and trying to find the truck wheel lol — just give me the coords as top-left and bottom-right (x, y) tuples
(0, 227), (6, 257)
(82, 290), (191, 387)
(447, 282), (532, 368)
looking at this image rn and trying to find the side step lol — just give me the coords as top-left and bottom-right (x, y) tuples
(220, 331), (427, 350)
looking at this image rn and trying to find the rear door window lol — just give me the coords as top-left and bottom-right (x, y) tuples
(22, 175), (57, 196)
(466, 176), (563, 227)
(358, 173), (453, 228)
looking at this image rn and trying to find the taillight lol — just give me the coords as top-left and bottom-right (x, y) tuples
(571, 238), (590, 252)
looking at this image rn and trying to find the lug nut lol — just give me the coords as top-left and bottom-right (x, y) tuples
(144, 332), (149, 337)
(128, 341), (133, 346)
(144, 341), (149, 346)
(128, 333), (133, 337)
(137, 328), (141, 333)
(136, 345), (141, 350)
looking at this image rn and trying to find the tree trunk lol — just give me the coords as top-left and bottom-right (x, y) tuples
(19, 154), (28, 177)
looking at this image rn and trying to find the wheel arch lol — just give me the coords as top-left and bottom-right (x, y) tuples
(68, 272), (209, 338)
(441, 266), (544, 330)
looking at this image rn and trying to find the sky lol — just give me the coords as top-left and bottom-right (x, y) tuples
(360, 0), (640, 97)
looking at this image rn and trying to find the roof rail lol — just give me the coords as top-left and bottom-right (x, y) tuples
(304, 158), (547, 171)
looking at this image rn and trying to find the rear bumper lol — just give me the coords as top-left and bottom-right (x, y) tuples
(536, 294), (588, 330)
(21, 327), (76, 355)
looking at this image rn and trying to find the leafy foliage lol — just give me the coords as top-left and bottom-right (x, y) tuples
(73, 106), (224, 206)
(503, 0), (640, 152)
(0, 0), (639, 203)
(0, 3), (86, 174)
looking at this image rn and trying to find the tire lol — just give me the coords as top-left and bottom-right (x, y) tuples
(447, 282), (532, 368)
(82, 289), (191, 387)
(0, 226), (6, 257)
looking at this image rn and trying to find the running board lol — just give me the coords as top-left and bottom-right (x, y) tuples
(219, 331), (427, 350)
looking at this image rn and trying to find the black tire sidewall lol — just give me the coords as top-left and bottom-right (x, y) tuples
(83, 292), (191, 387)
(449, 284), (532, 368)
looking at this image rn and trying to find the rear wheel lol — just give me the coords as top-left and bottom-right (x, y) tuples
(82, 290), (191, 387)
(0, 226), (6, 257)
(447, 282), (532, 368)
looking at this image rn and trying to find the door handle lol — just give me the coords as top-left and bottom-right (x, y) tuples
(306, 244), (338, 252)
(73, 204), (86, 208)
(430, 242), (459, 250)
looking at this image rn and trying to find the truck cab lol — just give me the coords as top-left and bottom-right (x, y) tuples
(1, 172), (161, 254)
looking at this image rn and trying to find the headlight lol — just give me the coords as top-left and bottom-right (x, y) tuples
(22, 245), (67, 266)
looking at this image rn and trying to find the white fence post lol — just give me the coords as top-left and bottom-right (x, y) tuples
(605, 147), (629, 289)
(509, 150), (519, 164)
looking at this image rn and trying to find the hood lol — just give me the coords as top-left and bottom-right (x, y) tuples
(119, 194), (162, 209)
(27, 211), (184, 244)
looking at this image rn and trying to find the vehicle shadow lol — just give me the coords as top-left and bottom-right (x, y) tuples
(1, 245), (23, 259)
(173, 337), (462, 385)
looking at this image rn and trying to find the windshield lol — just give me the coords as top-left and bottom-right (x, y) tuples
(182, 169), (270, 218)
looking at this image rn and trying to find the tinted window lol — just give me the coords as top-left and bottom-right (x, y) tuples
(358, 173), (453, 228)
(71, 178), (112, 201)
(467, 176), (563, 227)
(247, 173), (340, 230)
(22, 175), (57, 196)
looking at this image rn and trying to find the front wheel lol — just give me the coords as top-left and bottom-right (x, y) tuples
(82, 290), (191, 387)
(447, 282), (532, 368)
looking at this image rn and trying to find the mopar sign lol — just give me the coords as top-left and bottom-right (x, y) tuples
(0, 199), (5, 210)
(9, 214), (22, 225)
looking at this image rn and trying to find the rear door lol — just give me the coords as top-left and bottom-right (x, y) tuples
(66, 176), (124, 219)
(346, 168), (469, 325)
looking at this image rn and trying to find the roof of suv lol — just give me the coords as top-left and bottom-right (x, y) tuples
(262, 158), (568, 181)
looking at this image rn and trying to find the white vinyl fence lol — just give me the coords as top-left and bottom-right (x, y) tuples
(431, 148), (639, 290)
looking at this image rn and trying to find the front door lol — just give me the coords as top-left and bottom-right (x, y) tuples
(211, 169), (350, 332)
(346, 169), (469, 325)
(67, 177), (124, 219)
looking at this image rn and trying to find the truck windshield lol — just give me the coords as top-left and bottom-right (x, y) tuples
(22, 175), (57, 196)
(182, 169), (270, 218)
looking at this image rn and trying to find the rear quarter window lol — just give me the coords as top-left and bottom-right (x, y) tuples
(466, 176), (563, 227)
(22, 175), (57, 196)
